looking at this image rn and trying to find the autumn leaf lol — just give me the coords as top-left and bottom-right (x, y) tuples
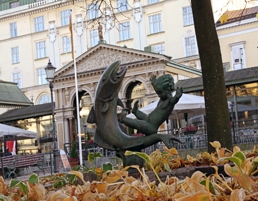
(176, 191), (210, 201)
(224, 164), (241, 177)
(230, 189), (246, 201)
(210, 141), (221, 149)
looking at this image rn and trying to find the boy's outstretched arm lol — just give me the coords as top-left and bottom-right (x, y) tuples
(170, 87), (183, 105)
(175, 87), (183, 99)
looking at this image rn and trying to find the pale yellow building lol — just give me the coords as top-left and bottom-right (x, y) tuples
(0, 0), (256, 94)
(216, 6), (258, 71)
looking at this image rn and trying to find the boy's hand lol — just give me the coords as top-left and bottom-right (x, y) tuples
(175, 87), (183, 98)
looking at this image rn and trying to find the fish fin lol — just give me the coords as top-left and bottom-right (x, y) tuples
(101, 102), (109, 113)
(117, 98), (124, 108)
(87, 107), (96, 123)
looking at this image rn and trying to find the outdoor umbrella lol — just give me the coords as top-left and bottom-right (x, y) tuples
(0, 123), (38, 141)
(127, 93), (207, 120)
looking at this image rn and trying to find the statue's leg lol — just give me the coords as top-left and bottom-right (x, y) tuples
(134, 110), (148, 121)
(131, 101), (148, 121)
(121, 117), (156, 136)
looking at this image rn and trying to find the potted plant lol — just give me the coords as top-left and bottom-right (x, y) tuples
(69, 140), (79, 167)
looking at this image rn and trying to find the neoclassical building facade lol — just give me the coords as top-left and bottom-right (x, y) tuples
(52, 43), (201, 148)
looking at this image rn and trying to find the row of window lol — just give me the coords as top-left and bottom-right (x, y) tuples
(11, 36), (197, 89)
(11, 33), (197, 65)
(9, 6), (193, 38)
(11, 36), (71, 64)
(12, 66), (48, 88)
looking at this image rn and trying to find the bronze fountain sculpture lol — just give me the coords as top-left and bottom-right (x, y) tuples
(87, 60), (182, 167)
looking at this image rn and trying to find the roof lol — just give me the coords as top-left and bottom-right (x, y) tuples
(54, 43), (202, 83)
(54, 43), (173, 81)
(0, 80), (33, 108)
(0, 102), (53, 123)
(216, 6), (258, 26)
(167, 60), (202, 75)
(175, 66), (258, 92)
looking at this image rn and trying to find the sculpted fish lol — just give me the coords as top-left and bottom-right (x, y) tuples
(87, 60), (180, 152)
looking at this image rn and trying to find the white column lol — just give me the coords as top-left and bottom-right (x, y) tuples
(75, 14), (87, 56)
(132, 0), (146, 50)
(48, 21), (60, 69)
(103, 7), (116, 45)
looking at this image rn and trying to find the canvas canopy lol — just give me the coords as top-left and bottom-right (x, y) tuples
(0, 123), (38, 141)
(127, 93), (207, 120)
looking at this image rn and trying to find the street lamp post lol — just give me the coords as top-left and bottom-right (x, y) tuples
(230, 102), (236, 144)
(45, 60), (59, 173)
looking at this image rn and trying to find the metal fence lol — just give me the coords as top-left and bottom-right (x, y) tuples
(64, 119), (258, 160)
(155, 118), (258, 151)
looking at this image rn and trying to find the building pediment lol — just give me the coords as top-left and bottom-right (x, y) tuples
(55, 43), (171, 81)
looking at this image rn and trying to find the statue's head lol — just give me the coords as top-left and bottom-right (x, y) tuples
(152, 74), (174, 99)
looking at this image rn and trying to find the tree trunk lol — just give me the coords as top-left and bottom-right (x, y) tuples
(191, 0), (233, 152)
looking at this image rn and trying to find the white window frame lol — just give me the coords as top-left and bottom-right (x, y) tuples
(12, 72), (22, 88)
(183, 6), (193, 26)
(229, 42), (246, 70)
(90, 29), (98, 47)
(37, 68), (47, 85)
(62, 36), (72, 53)
(10, 22), (17, 37)
(152, 43), (165, 54)
(60, 10), (70, 26)
(117, 0), (128, 12)
(34, 16), (44, 32)
(36, 41), (46, 59)
(88, 3), (99, 20)
(185, 36), (197, 56)
(149, 14), (162, 34)
(119, 22), (130, 41)
(11, 47), (19, 64)
(38, 94), (51, 104)
(148, 0), (159, 4)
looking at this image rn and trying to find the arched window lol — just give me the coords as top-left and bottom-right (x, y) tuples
(38, 95), (51, 104)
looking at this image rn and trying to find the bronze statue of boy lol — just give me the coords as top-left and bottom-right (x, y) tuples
(121, 74), (183, 135)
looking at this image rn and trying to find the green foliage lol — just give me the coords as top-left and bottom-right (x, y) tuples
(0, 195), (8, 201)
(9, 173), (39, 201)
(102, 162), (113, 173)
(28, 173), (39, 184)
(125, 150), (166, 192)
(218, 150), (252, 193)
(88, 152), (102, 164)
(71, 164), (81, 171)
(200, 180), (216, 195)
(88, 152), (102, 175)
(53, 173), (77, 188)
(70, 140), (78, 159)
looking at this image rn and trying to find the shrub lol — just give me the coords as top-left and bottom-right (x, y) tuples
(70, 140), (78, 159)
